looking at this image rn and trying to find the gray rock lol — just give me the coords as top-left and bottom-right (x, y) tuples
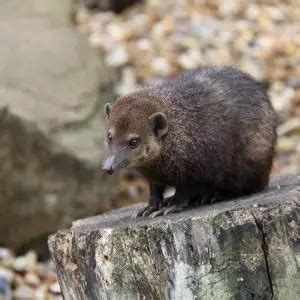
(0, 0), (117, 253)
(48, 174), (300, 299)
(13, 251), (37, 272)
(0, 267), (12, 300)
(0, 249), (12, 261)
(50, 282), (61, 295)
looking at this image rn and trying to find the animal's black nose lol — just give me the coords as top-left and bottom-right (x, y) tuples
(102, 165), (114, 175)
(102, 153), (116, 175)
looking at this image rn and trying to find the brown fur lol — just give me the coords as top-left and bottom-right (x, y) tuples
(103, 66), (277, 215)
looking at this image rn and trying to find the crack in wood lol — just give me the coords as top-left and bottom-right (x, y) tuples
(251, 210), (274, 299)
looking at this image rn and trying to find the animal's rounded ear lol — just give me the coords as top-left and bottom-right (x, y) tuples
(104, 103), (112, 119)
(148, 112), (168, 139)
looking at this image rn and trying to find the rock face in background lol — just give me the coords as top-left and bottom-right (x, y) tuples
(0, 0), (116, 163)
(0, 0), (118, 253)
(49, 174), (300, 299)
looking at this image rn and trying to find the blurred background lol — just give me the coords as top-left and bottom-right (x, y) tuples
(0, 0), (299, 298)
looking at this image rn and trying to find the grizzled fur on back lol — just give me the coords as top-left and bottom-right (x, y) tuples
(108, 66), (277, 199)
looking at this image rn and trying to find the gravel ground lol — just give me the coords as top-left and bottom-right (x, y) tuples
(0, 249), (61, 299)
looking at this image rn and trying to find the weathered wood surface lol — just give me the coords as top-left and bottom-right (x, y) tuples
(48, 174), (300, 299)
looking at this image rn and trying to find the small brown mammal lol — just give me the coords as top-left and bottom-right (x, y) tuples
(102, 66), (277, 217)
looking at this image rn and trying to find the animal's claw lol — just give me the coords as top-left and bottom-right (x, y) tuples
(133, 204), (159, 218)
(142, 205), (158, 217)
(149, 208), (167, 218)
(163, 205), (183, 215)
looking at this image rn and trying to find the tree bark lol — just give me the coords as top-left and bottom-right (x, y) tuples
(48, 174), (300, 299)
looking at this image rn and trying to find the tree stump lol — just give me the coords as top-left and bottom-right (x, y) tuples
(48, 174), (300, 299)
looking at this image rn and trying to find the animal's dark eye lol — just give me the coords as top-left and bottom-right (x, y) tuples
(129, 137), (139, 149)
(107, 132), (112, 143)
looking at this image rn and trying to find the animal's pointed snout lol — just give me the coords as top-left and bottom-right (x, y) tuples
(101, 154), (116, 175)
